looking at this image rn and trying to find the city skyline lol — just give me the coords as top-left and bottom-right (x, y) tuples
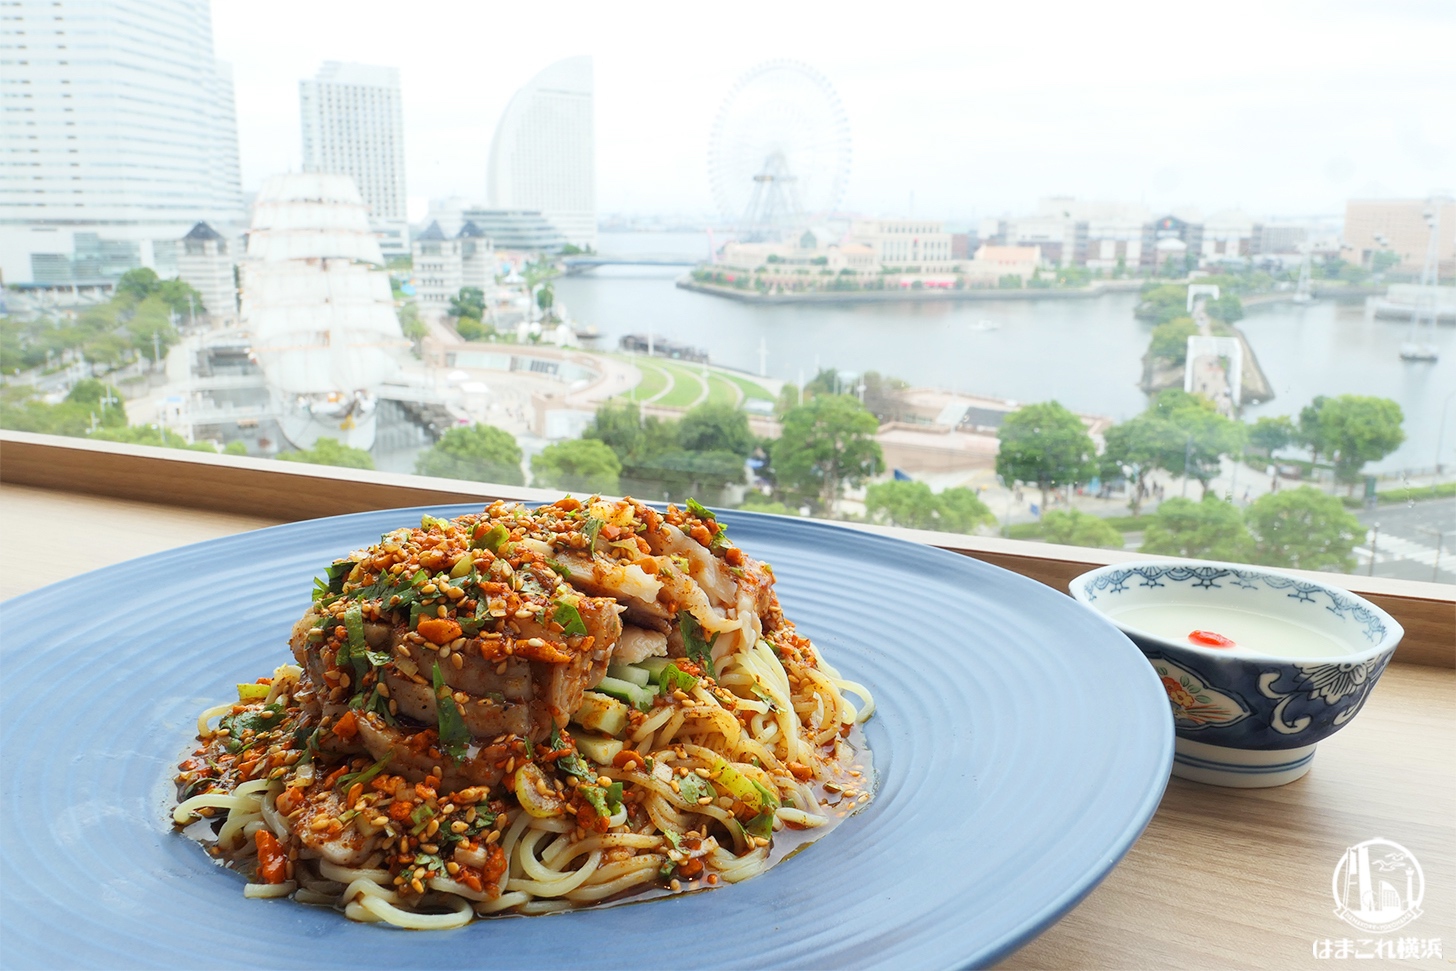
(0, 0), (245, 284)
(213, 0), (1455, 221)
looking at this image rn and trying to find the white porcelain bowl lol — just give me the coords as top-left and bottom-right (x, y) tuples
(1069, 561), (1404, 788)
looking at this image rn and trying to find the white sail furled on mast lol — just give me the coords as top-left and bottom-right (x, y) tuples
(247, 174), (387, 265)
(240, 173), (405, 451)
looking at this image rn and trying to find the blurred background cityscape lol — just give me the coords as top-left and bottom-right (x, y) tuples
(1, 0), (1452, 582)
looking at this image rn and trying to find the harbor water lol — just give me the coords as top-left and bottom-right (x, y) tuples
(554, 233), (1455, 474)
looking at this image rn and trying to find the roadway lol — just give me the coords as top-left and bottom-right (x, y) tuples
(1355, 497), (1455, 584)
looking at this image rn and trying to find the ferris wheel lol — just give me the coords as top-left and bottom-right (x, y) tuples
(707, 60), (852, 234)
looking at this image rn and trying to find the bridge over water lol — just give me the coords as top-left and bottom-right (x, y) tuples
(561, 255), (698, 273)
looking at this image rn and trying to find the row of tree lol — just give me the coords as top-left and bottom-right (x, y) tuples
(996, 390), (1405, 515)
(1, 268), (203, 375)
(1024, 489), (1363, 573)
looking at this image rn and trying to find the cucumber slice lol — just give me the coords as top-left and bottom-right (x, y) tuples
(636, 657), (675, 678)
(606, 662), (651, 688)
(573, 691), (630, 737)
(595, 675), (655, 710)
(574, 733), (624, 765)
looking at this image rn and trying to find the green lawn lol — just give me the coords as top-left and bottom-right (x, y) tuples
(721, 372), (775, 405)
(613, 357), (776, 412)
(706, 372), (742, 407)
(624, 360), (669, 402)
(653, 361), (708, 408)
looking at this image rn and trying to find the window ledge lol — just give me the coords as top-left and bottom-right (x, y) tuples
(2, 429), (1450, 667)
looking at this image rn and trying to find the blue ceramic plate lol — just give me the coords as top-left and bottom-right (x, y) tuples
(0, 507), (1171, 970)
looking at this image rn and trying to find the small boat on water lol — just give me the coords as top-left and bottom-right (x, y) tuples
(1399, 341), (1438, 362)
(968, 319), (1001, 332)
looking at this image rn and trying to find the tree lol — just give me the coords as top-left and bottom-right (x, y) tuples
(114, 267), (161, 303)
(771, 395), (883, 510)
(995, 401), (1096, 511)
(1297, 395), (1334, 465)
(532, 439), (621, 494)
(1244, 486), (1362, 572)
(585, 402), (677, 464)
(113, 267), (203, 316)
(1135, 284), (1189, 324)
(398, 301), (426, 352)
(865, 480), (994, 534)
(126, 295), (178, 365)
(677, 402), (754, 459)
(1248, 415), (1297, 456)
(413, 424), (524, 485)
(1140, 495), (1255, 561)
(1148, 317), (1200, 366)
(536, 282), (555, 316)
(861, 371), (909, 422)
(455, 317), (488, 341)
(1041, 509), (1126, 550)
(1100, 413), (1182, 515)
(1318, 395), (1406, 489)
(934, 487), (997, 533)
(89, 423), (217, 453)
(0, 380), (127, 437)
(276, 437), (375, 469)
(863, 480), (939, 530)
(1149, 389), (1247, 496)
(449, 287), (486, 320)
(1206, 293), (1244, 324)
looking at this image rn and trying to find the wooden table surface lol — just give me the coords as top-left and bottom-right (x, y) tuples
(2, 482), (1451, 969)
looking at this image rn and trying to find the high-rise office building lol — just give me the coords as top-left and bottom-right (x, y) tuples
(299, 62), (408, 259)
(487, 56), (596, 250)
(0, 0), (245, 286)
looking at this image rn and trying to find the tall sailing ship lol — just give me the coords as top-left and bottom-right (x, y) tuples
(241, 174), (405, 451)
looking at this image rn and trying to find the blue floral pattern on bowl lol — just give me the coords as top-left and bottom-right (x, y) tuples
(1071, 562), (1403, 754)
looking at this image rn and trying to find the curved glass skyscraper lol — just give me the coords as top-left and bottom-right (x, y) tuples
(486, 56), (596, 251)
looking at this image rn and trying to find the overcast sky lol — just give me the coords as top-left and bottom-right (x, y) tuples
(213, 0), (1455, 223)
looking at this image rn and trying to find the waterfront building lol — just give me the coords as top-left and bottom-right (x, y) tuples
(1200, 210), (1262, 263)
(456, 209), (566, 253)
(487, 56), (596, 250)
(963, 245), (1042, 286)
(299, 62), (409, 260)
(176, 223), (237, 324)
(0, 0), (244, 287)
(1034, 198), (1148, 272)
(1142, 215), (1204, 272)
(413, 220), (496, 320)
(1343, 197), (1456, 276)
(847, 219), (955, 271)
(1004, 207), (1086, 267)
